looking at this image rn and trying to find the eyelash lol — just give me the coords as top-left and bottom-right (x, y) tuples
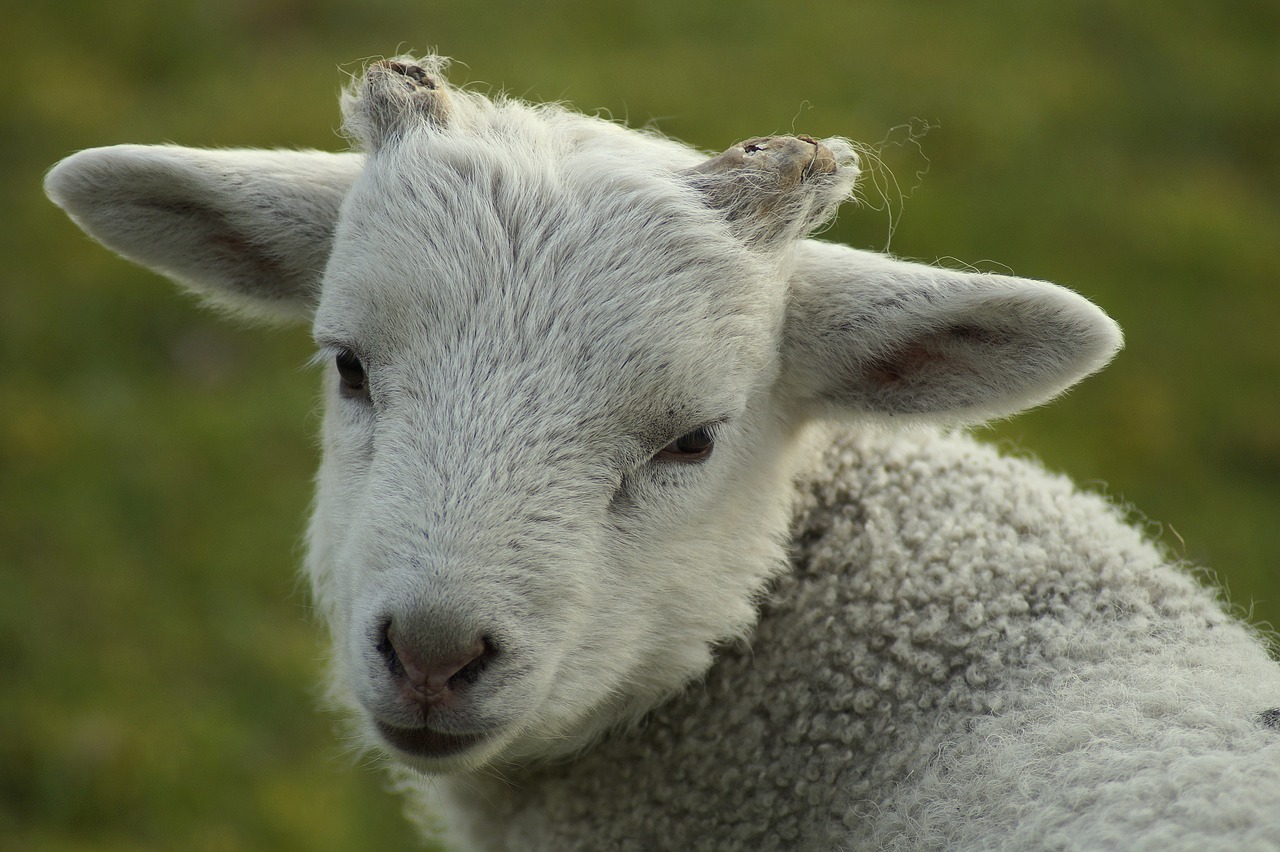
(312, 345), (370, 400)
(654, 423), (717, 464)
(334, 349), (367, 397)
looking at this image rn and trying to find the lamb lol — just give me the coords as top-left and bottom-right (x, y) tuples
(45, 54), (1280, 850)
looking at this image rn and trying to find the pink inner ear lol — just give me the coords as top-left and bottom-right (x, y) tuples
(861, 325), (1001, 387)
(862, 342), (936, 386)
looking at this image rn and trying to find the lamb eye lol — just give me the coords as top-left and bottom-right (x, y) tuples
(335, 349), (368, 396)
(655, 425), (715, 464)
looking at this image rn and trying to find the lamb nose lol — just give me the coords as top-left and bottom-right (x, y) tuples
(381, 628), (494, 707)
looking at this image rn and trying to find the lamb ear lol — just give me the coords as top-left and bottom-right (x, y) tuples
(45, 145), (364, 322)
(783, 240), (1123, 423)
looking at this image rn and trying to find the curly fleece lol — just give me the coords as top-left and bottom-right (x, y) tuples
(426, 428), (1280, 851)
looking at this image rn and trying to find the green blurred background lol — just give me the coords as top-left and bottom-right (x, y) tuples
(4, 1), (1277, 848)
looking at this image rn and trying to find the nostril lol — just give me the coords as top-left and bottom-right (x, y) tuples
(379, 623), (498, 707)
(375, 620), (404, 678)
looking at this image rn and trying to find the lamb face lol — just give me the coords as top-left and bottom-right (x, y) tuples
(307, 59), (859, 771)
(45, 53), (1121, 781)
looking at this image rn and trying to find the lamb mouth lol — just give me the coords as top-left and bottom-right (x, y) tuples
(375, 720), (486, 758)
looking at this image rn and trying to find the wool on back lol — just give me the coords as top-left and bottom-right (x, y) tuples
(421, 428), (1280, 851)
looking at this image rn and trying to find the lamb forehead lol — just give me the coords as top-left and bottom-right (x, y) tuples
(317, 121), (782, 395)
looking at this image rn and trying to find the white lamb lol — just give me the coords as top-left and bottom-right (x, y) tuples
(46, 55), (1280, 850)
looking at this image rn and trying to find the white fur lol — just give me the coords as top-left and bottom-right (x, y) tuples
(47, 54), (1280, 850)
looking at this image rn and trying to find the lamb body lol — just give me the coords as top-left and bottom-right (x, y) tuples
(44, 55), (1280, 850)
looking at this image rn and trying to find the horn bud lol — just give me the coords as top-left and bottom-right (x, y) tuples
(342, 56), (452, 151)
(688, 135), (838, 189)
(684, 135), (856, 245)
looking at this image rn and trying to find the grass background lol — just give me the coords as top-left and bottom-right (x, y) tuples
(4, 1), (1277, 848)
